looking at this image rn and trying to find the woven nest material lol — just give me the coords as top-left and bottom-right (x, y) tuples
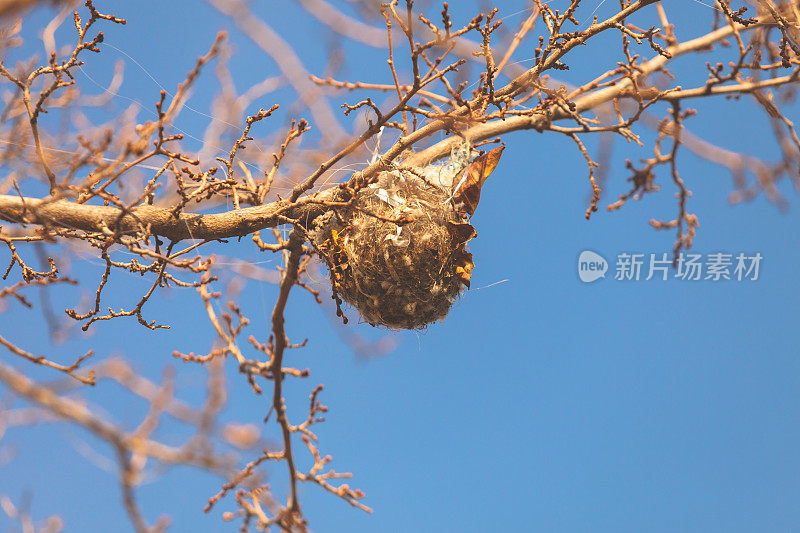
(312, 168), (476, 330)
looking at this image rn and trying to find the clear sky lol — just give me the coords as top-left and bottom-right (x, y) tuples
(1, 1), (799, 532)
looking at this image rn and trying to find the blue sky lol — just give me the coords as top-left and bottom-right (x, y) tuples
(1, 1), (799, 532)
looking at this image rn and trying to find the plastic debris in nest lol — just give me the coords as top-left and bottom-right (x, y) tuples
(313, 142), (504, 330)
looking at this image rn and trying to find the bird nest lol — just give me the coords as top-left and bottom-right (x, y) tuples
(312, 144), (503, 330)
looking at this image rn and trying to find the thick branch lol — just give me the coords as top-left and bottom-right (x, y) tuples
(0, 189), (342, 241)
(270, 229), (304, 517)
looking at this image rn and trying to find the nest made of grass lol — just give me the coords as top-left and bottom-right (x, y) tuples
(313, 169), (475, 330)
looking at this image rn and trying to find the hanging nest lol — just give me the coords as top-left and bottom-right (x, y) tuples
(312, 144), (504, 330)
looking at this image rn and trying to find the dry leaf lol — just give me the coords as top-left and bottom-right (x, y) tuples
(453, 248), (475, 288)
(453, 144), (505, 217)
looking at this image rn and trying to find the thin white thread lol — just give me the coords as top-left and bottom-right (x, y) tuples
(471, 279), (510, 291)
